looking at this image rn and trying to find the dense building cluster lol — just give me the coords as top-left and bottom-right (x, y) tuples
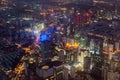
(0, 0), (120, 80)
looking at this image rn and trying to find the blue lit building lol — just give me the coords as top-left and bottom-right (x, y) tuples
(40, 29), (52, 62)
(40, 31), (51, 42)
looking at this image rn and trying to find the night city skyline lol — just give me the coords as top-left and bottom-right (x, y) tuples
(0, 0), (120, 80)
